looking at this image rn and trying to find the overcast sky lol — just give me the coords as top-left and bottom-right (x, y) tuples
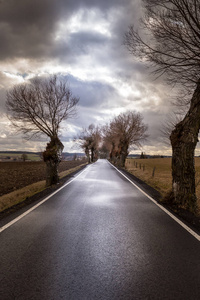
(0, 0), (180, 155)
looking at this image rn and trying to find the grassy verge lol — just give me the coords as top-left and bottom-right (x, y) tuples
(0, 163), (87, 213)
(125, 158), (200, 215)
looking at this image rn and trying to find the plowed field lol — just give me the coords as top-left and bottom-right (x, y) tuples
(0, 160), (86, 196)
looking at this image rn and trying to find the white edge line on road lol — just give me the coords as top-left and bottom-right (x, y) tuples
(0, 166), (89, 234)
(109, 161), (200, 242)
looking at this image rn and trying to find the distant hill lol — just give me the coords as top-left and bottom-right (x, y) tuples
(0, 151), (38, 154)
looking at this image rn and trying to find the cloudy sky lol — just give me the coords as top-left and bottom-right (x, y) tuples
(0, 0), (179, 155)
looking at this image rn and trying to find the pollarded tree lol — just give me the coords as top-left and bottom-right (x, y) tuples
(6, 75), (79, 186)
(76, 124), (101, 163)
(102, 124), (119, 163)
(124, 0), (200, 212)
(103, 111), (148, 167)
(110, 111), (148, 167)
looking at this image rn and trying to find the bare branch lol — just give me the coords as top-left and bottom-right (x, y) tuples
(103, 111), (148, 167)
(6, 75), (79, 140)
(74, 124), (101, 162)
(124, 0), (200, 91)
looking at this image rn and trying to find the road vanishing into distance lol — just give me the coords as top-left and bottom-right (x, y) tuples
(0, 159), (200, 300)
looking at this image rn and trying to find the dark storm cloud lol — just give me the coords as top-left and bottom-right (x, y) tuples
(0, 0), (130, 61)
(0, 0), (59, 60)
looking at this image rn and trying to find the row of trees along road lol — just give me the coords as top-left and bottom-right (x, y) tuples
(6, 74), (147, 187)
(124, 0), (200, 213)
(75, 111), (148, 168)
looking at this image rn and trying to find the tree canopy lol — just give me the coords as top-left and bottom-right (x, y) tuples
(6, 75), (79, 140)
(103, 111), (148, 167)
(75, 124), (101, 163)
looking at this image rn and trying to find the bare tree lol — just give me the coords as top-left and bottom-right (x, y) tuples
(112, 111), (148, 167)
(75, 124), (101, 163)
(98, 143), (110, 159)
(102, 124), (119, 163)
(103, 111), (148, 167)
(6, 75), (79, 186)
(160, 113), (183, 146)
(101, 122), (126, 161)
(124, 0), (200, 212)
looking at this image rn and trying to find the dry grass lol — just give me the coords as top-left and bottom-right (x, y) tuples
(0, 181), (46, 212)
(0, 164), (86, 212)
(125, 157), (200, 214)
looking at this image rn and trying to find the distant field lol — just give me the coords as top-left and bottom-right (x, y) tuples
(0, 152), (41, 161)
(125, 157), (200, 213)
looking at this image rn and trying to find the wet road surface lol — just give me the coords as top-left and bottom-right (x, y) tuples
(0, 159), (200, 299)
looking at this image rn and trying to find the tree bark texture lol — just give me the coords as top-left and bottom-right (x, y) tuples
(43, 136), (64, 186)
(170, 82), (200, 212)
(85, 148), (91, 163)
(119, 144), (128, 168)
(46, 160), (59, 186)
(91, 147), (94, 162)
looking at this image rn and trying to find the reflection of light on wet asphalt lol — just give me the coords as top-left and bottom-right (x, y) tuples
(78, 178), (119, 186)
(88, 193), (116, 207)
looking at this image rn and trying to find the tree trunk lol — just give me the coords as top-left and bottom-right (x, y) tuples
(85, 148), (90, 163)
(109, 142), (115, 163)
(46, 160), (59, 186)
(119, 144), (128, 167)
(170, 82), (200, 212)
(91, 147), (94, 162)
(43, 136), (64, 186)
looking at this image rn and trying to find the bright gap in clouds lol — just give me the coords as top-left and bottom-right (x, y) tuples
(55, 8), (112, 41)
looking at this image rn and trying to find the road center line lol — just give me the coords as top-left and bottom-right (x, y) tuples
(108, 161), (200, 242)
(0, 166), (89, 234)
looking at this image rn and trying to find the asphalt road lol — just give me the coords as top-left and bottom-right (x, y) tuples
(0, 159), (200, 300)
